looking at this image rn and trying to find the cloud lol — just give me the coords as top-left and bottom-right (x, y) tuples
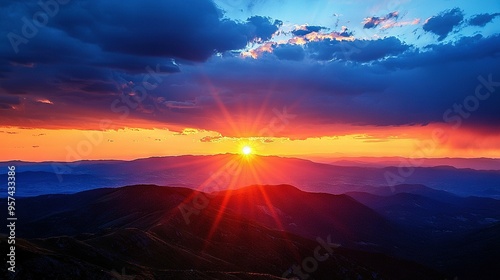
(423, 8), (464, 41)
(0, 95), (20, 110)
(174, 128), (201, 135)
(35, 99), (54, 105)
(0, 130), (18, 134)
(468, 13), (500, 27)
(381, 18), (421, 30)
(136, 34), (499, 138)
(48, 0), (248, 62)
(241, 28), (400, 62)
(0, 0), (282, 124)
(291, 25), (327, 36)
(382, 34), (500, 69)
(200, 135), (223, 142)
(246, 16), (283, 42)
(242, 25), (355, 60)
(242, 27), (359, 61)
(273, 44), (305, 61)
(0, 0), (499, 141)
(287, 30), (354, 46)
(2, 0), (281, 65)
(1, 33), (499, 139)
(241, 42), (275, 58)
(307, 37), (410, 62)
(158, 100), (198, 110)
(363, 11), (399, 29)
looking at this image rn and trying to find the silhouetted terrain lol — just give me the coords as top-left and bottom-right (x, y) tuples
(1, 184), (499, 279)
(1, 184), (450, 280)
(347, 185), (500, 238)
(324, 157), (500, 170)
(1, 156), (499, 279)
(2, 155), (500, 198)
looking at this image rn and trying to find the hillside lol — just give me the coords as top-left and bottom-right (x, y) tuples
(0, 184), (443, 280)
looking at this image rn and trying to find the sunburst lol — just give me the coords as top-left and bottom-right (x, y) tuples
(242, 145), (252, 155)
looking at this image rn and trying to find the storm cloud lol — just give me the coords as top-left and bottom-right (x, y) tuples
(0, 0), (499, 139)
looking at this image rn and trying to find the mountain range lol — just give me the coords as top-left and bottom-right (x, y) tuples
(1, 183), (499, 279)
(1, 155), (499, 279)
(2, 154), (500, 198)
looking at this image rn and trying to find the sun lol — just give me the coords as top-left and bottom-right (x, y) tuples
(242, 145), (252, 155)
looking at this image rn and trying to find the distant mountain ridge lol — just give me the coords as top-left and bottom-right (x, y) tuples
(2, 154), (500, 198)
(323, 157), (500, 170)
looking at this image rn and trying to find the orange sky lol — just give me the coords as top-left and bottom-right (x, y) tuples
(3, 123), (500, 162)
(1, 0), (499, 164)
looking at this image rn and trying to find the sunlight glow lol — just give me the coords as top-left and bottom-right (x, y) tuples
(242, 146), (252, 155)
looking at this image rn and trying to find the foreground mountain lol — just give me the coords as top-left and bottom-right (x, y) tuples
(211, 185), (400, 251)
(347, 185), (500, 237)
(346, 185), (500, 278)
(0, 184), (445, 280)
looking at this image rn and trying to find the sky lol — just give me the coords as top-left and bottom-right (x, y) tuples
(1, 0), (500, 161)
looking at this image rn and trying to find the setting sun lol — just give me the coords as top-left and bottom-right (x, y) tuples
(242, 146), (252, 155)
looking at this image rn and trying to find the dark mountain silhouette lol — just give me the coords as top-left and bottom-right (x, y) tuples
(212, 185), (401, 251)
(346, 186), (500, 279)
(0, 184), (444, 280)
(1, 156), (499, 279)
(442, 223), (500, 279)
(325, 157), (500, 170)
(347, 185), (500, 236)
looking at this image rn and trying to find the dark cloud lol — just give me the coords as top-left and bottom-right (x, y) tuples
(339, 27), (353, 37)
(0, 0), (281, 120)
(2, 0), (281, 66)
(126, 34), (498, 138)
(247, 16), (282, 42)
(273, 44), (305, 61)
(1, 33), (499, 138)
(45, 0), (280, 62)
(468, 13), (500, 27)
(80, 82), (118, 94)
(0, 95), (20, 109)
(0, 0), (498, 139)
(363, 11), (399, 29)
(381, 34), (500, 69)
(423, 8), (464, 41)
(307, 37), (409, 62)
(291, 25), (327, 36)
(49, 0), (237, 61)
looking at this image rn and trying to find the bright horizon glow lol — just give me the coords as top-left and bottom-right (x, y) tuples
(2, 126), (500, 162)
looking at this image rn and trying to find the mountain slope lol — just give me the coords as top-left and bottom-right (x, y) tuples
(0, 184), (444, 280)
(212, 184), (401, 251)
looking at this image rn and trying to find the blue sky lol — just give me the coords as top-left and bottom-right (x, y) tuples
(217, 0), (500, 47)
